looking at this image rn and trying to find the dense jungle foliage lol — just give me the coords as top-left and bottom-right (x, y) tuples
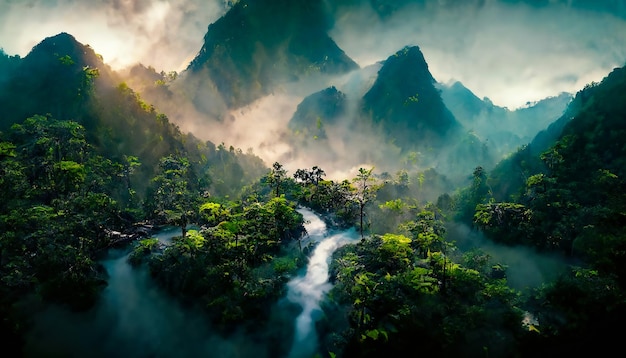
(2, 26), (626, 358)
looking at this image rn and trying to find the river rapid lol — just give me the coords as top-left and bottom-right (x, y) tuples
(23, 208), (355, 358)
(286, 209), (358, 358)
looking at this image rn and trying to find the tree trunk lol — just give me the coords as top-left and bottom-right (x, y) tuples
(359, 202), (365, 239)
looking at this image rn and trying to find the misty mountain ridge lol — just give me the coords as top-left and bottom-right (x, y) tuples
(0, 33), (119, 129)
(0, 28), (573, 187)
(285, 45), (495, 181)
(0, 32), (268, 199)
(183, 0), (358, 114)
(0, 1), (602, 185)
(439, 80), (573, 157)
(114, 1), (591, 181)
(362, 46), (460, 145)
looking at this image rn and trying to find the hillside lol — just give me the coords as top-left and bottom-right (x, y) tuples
(287, 46), (494, 183)
(0, 32), (271, 353)
(2, 2), (626, 357)
(0, 33), (267, 198)
(461, 64), (626, 355)
(183, 0), (358, 112)
(362, 46), (461, 148)
(439, 81), (572, 156)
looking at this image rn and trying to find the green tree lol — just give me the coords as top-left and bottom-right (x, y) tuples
(148, 155), (197, 238)
(266, 161), (287, 197)
(352, 167), (380, 239)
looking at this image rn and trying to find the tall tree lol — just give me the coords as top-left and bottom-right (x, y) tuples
(148, 155), (197, 238)
(266, 161), (287, 197)
(352, 167), (379, 239)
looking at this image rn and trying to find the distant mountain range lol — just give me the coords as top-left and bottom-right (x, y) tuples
(439, 81), (572, 157)
(284, 44), (573, 180)
(184, 0), (358, 113)
(1, 0), (595, 184)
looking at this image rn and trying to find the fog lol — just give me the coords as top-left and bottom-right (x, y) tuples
(22, 206), (352, 358)
(3, 1), (625, 108)
(24, 259), (289, 358)
(0, 0), (229, 72)
(3, 0), (626, 177)
(447, 222), (571, 290)
(329, 0), (626, 108)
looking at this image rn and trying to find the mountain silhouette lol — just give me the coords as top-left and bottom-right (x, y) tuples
(361, 46), (461, 150)
(439, 80), (572, 157)
(184, 0), (358, 112)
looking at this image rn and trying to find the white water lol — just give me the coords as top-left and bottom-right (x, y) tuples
(23, 211), (357, 357)
(287, 208), (358, 358)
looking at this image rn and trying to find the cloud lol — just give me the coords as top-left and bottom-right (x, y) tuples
(447, 222), (570, 290)
(0, 0), (229, 71)
(3, 0), (625, 108)
(329, 1), (626, 108)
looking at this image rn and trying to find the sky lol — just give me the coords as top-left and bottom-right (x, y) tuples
(0, 0), (228, 72)
(330, 1), (626, 108)
(1, 0), (625, 108)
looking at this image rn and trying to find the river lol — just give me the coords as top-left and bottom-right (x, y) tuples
(286, 209), (358, 358)
(23, 208), (355, 358)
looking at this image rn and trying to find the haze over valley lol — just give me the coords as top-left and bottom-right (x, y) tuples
(2, 1), (626, 357)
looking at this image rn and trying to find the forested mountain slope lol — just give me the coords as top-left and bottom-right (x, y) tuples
(183, 0), (358, 113)
(0, 33), (267, 199)
(439, 81), (572, 157)
(287, 46), (494, 183)
(0, 33), (269, 353)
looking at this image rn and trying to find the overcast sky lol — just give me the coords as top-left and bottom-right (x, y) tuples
(0, 0), (227, 72)
(1, 0), (625, 108)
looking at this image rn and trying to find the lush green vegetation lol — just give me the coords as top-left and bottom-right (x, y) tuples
(186, 0), (357, 109)
(0, 34), (269, 352)
(2, 17), (626, 358)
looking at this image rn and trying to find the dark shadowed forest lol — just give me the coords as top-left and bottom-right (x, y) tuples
(1, 1), (626, 357)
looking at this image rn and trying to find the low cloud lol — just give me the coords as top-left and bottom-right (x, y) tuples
(329, 1), (626, 108)
(0, 0), (229, 72)
(447, 222), (570, 290)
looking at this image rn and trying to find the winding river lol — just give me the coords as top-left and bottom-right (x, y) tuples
(286, 209), (358, 358)
(23, 208), (354, 358)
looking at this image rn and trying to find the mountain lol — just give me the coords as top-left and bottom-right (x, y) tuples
(486, 64), (626, 202)
(439, 81), (572, 156)
(288, 46), (464, 151)
(0, 33), (267, 199)
(289, 86), (347, 140)
(361, 46), (461, 149)
(0, 33), (180, 176)
(182, 0), (358, 114)
(466, 64), (626, 356)
(0, 33), (119, 131)
(286, 46), (494, 182)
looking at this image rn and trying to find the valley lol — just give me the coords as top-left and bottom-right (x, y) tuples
(1, 1), (626, 357)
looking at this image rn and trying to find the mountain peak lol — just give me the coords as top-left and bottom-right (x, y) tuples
(387, 46), (434, 81)
(30, 32), (82, 56)
(289, 86), (347, 135)
(24, 32), (104, 70)
(183, 0), (358, 109)
(361, 45), (459, 146)
(0, 32), (121, 128)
